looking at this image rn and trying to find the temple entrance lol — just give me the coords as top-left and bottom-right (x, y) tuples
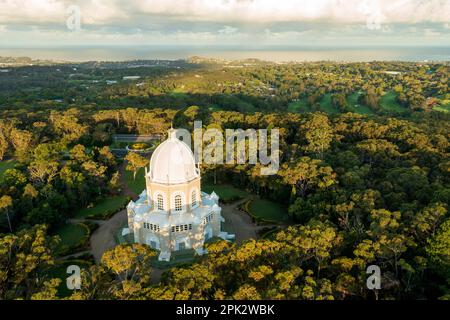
(204, 225), (213, 240)
(146, 234), (160, 250)
(175, 237), (190, 251)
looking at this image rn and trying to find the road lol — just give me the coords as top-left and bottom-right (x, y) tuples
(89, 209), (128, 263)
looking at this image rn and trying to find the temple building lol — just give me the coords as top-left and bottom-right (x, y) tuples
(126, 129), (234, 261)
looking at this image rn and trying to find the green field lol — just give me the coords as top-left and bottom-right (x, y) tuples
(380, 91), (405, 113)
(55, 223), (88, 250)
(0, 160), (17, 176)
(433, 105), (450, 113)
(249, 199), (290, 223)
(287, 98), (309, 113)
(150, 249), (196, 268)
(346, 92), (375, 115)
(433, 96), (450, 113)
(123, 167), (146, 195)
(207, 104), (224, 112)
(109, 141), (129, 149)
(319, 93), (339, 114)
(75, 195), (129, 219)
(202, 184), (250, 203)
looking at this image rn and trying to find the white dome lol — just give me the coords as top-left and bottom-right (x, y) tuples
(148, 129), (199, 184)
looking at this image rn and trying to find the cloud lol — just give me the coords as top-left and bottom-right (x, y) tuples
(218, 26), (239, 35)
(1, 0), (449, 25)
(0, 0), (449, 46)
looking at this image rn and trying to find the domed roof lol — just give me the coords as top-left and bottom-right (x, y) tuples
(148, 129), (199, 184)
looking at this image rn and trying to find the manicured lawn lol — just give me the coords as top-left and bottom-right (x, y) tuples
(123, 167), (146, 195)
(75, 195), (129, 219)
(319, 93), (338, 114)
(202, 184), (250, 203)
(380, 91), (405, 113)
(55, 223), (88, 249)
(109, 141), (129, 149)
(287, 98), (310, 113)
(249, 199), (290, 223)
(0, 159), (17, 176)
(207, 104), (223, 112)
(433, 97), (450, 113)
(346, 92), (374, 115)
(433, 104), (450, 113)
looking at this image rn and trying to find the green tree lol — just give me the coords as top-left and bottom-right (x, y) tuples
(125, 152), (148, 181)
(0, 225), (58, 299)
(300, 113), (333, 158)
(0, 195), (13, 232)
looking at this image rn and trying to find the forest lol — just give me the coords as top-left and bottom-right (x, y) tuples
(0, 57), (449, 300)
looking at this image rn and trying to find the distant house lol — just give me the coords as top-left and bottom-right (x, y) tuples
(123, 76), (141, 80)
(383, 71), (402, 76)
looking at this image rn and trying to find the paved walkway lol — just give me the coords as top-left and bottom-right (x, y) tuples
(89, 209), (128, 263)
(220, 198), (268, 244)
(64, 192), (270, 284)
(87, 196), (270, 262)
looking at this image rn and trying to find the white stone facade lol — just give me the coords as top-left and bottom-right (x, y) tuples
(126, 129), (233, 261)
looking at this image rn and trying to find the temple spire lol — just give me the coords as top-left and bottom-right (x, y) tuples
(168, 127), (177, 140)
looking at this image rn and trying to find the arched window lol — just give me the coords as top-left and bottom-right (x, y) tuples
(191, 190), (197, 207)
(174, 195), (182, 212)
(157, 194), (164, 211)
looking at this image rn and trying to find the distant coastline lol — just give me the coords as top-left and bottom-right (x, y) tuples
(0, 45), (449, 63)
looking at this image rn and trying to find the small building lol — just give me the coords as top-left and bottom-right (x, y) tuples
(126, 129), (233, 261)
(123, 76), (141, 80)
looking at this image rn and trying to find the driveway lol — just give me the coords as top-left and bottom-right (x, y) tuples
(220, 198), (267, 244)
(89, 209), (128, 263)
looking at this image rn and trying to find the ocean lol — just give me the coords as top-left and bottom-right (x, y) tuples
(0, 45), (449, 62)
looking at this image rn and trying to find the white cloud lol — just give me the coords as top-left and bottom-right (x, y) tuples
(0, 0), (449, 47)
(0, 0), (449, 25)
(218, 26), (239, 35)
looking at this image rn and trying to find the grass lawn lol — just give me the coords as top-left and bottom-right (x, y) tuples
(207, 104), (223, 112)
(433, 97), (450, 113)
(433, 104), (450, 113)
(287, 98), (310, 113)
(123, 167), (146, 195)
(346, 92), (375, 115)
(319, 93), (338, 114)
(202, 184), (250, 203)
(0, 159), (17, 176)
(109, 141), (129, 149)
(249, 199), (290, 223)
(380, 91), (405, 113)
(75, 195), (129, 219)
(55, 223), (88, 249)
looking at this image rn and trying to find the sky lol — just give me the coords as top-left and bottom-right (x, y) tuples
(0, 0), (449, 47)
